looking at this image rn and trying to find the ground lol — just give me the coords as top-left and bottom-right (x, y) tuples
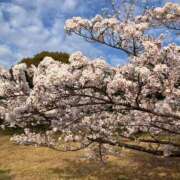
(0, 131), (180, 180)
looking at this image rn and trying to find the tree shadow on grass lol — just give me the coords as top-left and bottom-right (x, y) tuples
(0, 169), (12, 180)
(49, 154), (180, 180)
(124, 152), (180, 180)
(49, 159), (131, 180)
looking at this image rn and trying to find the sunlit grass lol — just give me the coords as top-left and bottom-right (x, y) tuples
(0, 131), (180, 180)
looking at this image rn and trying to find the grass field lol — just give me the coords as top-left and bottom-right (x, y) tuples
(0, 131), (180, 180)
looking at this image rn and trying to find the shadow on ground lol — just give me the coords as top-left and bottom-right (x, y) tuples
(49, 159), (130, 180)
(0, 169), (12, 180)
(48, 154), (180, 180)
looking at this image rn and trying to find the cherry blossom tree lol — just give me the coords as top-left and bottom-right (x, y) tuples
(0, 2), (180, 161)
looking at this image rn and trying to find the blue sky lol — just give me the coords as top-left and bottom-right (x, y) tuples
(0, 0), (179, 68)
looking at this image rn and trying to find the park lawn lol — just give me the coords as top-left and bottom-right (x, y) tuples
(0, 131), (180, 180)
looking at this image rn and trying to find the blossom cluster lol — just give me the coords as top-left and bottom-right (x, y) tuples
(10, 128), (56, 146)
(65, 15), (149, 56)
(65, 3), (180, 56)
(2, 42), (179, 156)
(136, 2), (180, 29)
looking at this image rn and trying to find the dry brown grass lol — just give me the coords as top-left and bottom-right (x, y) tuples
(0, 131), (180, 180)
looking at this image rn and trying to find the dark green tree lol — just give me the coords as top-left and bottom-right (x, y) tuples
(20, 51), (69, 67)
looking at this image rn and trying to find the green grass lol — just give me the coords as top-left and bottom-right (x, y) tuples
(0, 131), (180, 180)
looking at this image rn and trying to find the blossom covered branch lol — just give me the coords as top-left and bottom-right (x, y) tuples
(65, 2), (180, 56)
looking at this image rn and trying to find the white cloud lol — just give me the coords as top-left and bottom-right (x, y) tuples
(0, 1), (104, 68)
(13, 0), (79, 13)
(108, 55), (128, 67)
(0, 44), (17, 67)
(63, 0), (78, 11)
(0, 45), (11, 55)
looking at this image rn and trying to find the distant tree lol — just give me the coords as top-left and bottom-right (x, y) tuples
(20, 51), (69, 67)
